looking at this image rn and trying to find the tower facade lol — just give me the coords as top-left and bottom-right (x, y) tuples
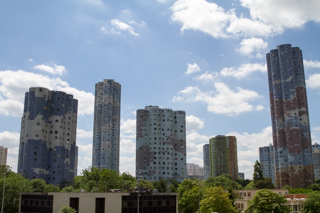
(18, 87), (78, 185)
(136, 106), (187, 182)
(209, 135), (238, 180)
(267, 44), (314, 188)
(203, 144), (210, 180)
(312, 143), (320, 179)
(0, 146), (8, 165)
(259, 144), (275, 184)
(92, 79), (121, 172)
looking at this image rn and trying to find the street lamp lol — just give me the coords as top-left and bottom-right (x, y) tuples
(137, 172), (142, 213)
(0, 167), (11, 213)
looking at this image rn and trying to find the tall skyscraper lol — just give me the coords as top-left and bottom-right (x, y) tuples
(136, 106), (187, 182)
(259, 144), (275, 184)
(209, 135), (238, 180)
(312, 143), (320, 179)
(0, 146), (8, 165)
(267, 44), (314, 188)
(203, 144), (210, 180)
(18, 87), (78, 185)
(92, 80), (121, 172)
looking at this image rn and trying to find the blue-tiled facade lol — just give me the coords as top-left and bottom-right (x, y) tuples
(203, 144), (210, 180)
(259, 144), (275, 184)
(18, 87), (78, 185)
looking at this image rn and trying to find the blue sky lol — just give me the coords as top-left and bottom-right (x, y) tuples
(1, 0), (320, 179)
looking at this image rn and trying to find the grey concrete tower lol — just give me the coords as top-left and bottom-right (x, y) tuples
(267, 44), (314, 188)
(136, 106), (187, 182)
(92, 79), (121, 172)
(18, 87), (78, 185)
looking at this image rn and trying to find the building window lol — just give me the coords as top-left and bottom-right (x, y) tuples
(95, 198), (105, 213)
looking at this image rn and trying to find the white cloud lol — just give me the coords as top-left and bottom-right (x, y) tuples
(173, 82), (264, 116)
(185, 63), (201, 75)
(171, 0), (233, 39)
(77, 129), (93, 138)
(120, 156), (136, 175)
(237, 37), (268, 58)
(28, 59), (33, 62)
(304, 60), (320, 69)
(193, 71), (219, 81)
(187, 141), (205, 157)
(240, 0), (320, 29)
(186, 115), (204, 133)
(306, 73), (320, 89)
(187, 157), (203, 167)
(220, 63), (266, 79)
(171, 0), (320, 39)
(187, 132), (209, 143)
(312, 127), (320, 142)
(120, 138), (136, 154)
(0, 70), (94, 117)
(34, 64), (67, 76)
(100, 27), (108, 34)
(0, 131), (20, 172)
(111, 19), (139, 36)
(121, 118), (136, 135)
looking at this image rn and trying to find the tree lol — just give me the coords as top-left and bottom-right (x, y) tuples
(245, 189), (291, 213)
(199, 186), (237, 213)
(253, 160), (264, 183)
(301, 191), (320, 213)
(30, 178), (47, 192)
(177, 179), (201, 213)
(153, 179), (167, 192)
(204, 174), (242, 190)
(58, 206), (77, 213)
(289, 188), (312, 194)
(308, 183), (320, 191)
(236, 178), (251, 188)
(255, 178), (275, 189)
(245, 181), (255, 190)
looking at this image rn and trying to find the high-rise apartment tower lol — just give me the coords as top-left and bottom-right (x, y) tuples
(92, 80), (121, 172)
(312, 143), (320, 179)
(0, 146), (8, 165)
(267, 44), (314, 188)
(18, 87), (78, 185)
(136, 106), (187, 182)
(209, 135), (238, 180)
(259, 144), (275, 184)
(203, 144), (210, 180)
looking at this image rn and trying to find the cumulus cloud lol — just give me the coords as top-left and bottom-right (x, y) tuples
(121, 118), (136, 136)
(185, 63), (201, 75)
(34, 64), (67, 76)
(173, 82), (264, 116)
(304, 60), (320, 69)
(186, 115), (205, 133)
(100, 27), (108, 34)
(120, 138), (136, 154)
(111, 19), (139, 36)
(77, 129), (93, 138)
(171, 0), (233, 38)
(120, 156), (136, 175)
(171, 0), (320, 38)
(237, 37), (268, 58)
(220, 63), (266, 79)
(187, 157), (203, 167)
(187, 141), (205, 157)
(0, 70), (94, 117)
(193, 71), (219, 81)
(187, 132), (209, 143)
(306, 74), (320, 89)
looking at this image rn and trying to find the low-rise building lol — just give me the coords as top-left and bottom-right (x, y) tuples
(19, 192), (178, 213)
(234, 189), (307, 213)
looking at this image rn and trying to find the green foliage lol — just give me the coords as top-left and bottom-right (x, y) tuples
(254, 178), (275, 189)
(289, 188), (313, 194)
(58, 206), (77, 213)
(282, 185), (291, 190)
(315, 179), (320, 184)
(204, 174), (243, 190)
(45, 184), (60, 192)
(301, 191), (320, 213)
(153, 179), (167, 192)
(177, 179), (201, 213)
(253, 160), (264, 183)
(0, 172), (32, 213)
(308, 183), (320, 191)
(244, 181), (255, 190)
(138, 179), (153, 190)
(61, 186), (74, 192)
(30, 178), (47, 192)
(199, 186), (237, 213)
(236, 178), (251, 188)
(245, 189), (291, 213)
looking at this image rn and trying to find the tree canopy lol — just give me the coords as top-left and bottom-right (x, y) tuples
(245, 189), (291, 213)
(253, 160), (264, 183)
(301, 191), (320, 213)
